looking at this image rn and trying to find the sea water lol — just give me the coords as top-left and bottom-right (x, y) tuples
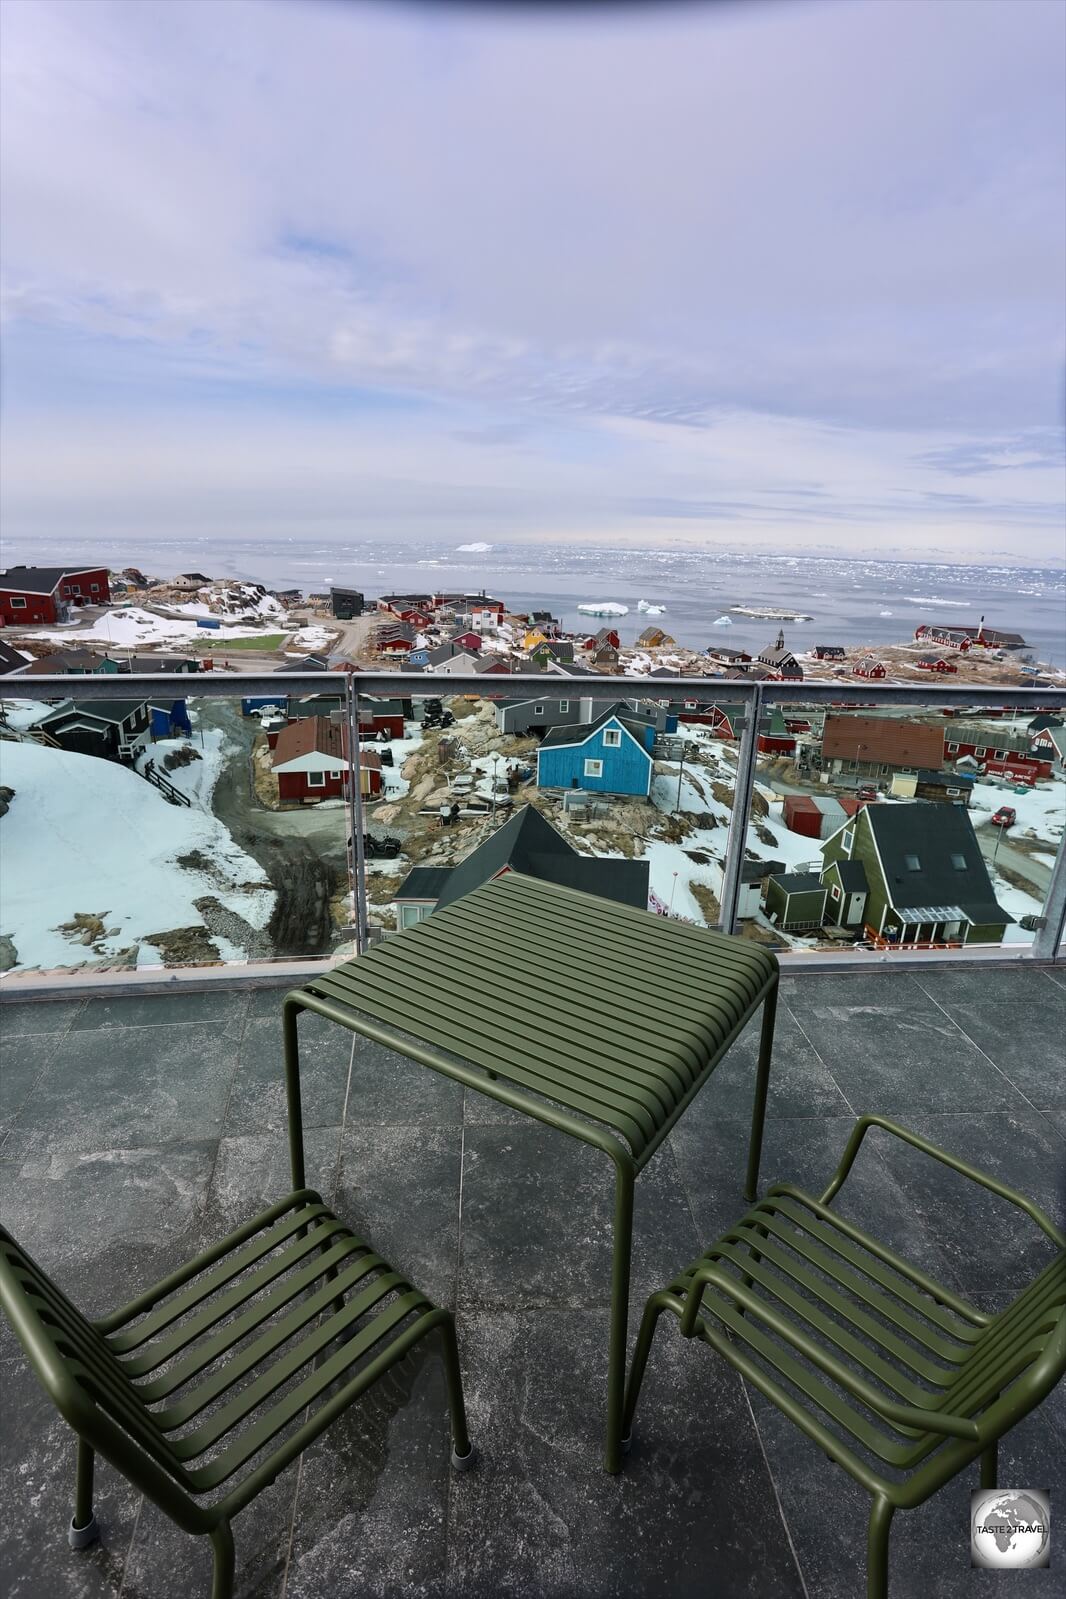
(6, 534), (1065, 666)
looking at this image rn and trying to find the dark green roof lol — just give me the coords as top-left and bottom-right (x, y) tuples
(430, 804), (649, 913)
(825, 859), (868, 894)
(861, 803), (1012, 923)
(41, 698), (146, 725)
(394, 867), (452, 902)
(772, 873), (825, 896)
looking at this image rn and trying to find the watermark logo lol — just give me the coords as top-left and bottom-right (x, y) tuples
(971, 1489), (1050, 1569)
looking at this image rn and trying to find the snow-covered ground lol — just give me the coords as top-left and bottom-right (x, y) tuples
(284, 624), (336, 654)
(969, 775), (1066, 847)
(376, 725), (424, 800)
(0, 742), (275, 970)
(27, 606), (289, 651)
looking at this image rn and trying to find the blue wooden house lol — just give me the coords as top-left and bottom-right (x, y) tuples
(406, 644), (432, 668)
(536, 710), (654, 798)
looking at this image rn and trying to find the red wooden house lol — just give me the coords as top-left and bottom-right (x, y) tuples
(852, 656), (887, 679)
(675, 700), (745, 738)
(583, 627), (621, 651)
(359, 698), (406, 739)
(945, 726), (1052, 782)
(0, 564), (111, 625)
(397, 608), (432, 627)
(271, 717), (383, 803)
(448, 630), (483, 653)
(914, 654), (958, 674)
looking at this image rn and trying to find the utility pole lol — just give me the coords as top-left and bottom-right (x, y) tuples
(673, 738), (686, 814)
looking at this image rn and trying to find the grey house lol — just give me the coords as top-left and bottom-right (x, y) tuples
(391, 804), (650, 929)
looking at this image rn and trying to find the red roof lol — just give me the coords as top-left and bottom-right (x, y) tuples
(272, 716), (381, 769)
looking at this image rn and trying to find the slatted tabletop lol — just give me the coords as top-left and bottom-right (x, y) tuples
(297, 872), (777, 1163)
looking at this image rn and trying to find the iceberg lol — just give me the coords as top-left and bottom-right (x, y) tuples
(457, 542), (493, 553)
(712, 615), (732, 626)
(879, 610), (893, 617)
(637, 600), (666, 614)
(577, 601), (629, 616)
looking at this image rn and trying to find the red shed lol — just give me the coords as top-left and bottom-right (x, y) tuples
(272, 716), (382, 802)
(448, 630), (483, 653)
(852, 656), (887, 679)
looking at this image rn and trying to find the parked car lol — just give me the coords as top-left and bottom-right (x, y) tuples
(991, 805), (1017, 828)
(856, 784), (878, 802)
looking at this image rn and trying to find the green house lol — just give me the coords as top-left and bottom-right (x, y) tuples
(820, 801), (1013, 946)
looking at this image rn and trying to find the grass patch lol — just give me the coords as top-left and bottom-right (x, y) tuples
(193, 633), (286, 652)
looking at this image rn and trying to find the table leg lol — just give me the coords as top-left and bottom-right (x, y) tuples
(605, 1157), (635, 1474)
(282, 997), (306, 1192)
(744, 977), (778, 1203)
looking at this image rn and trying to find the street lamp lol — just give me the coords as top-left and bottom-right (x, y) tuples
(674, 738), (686, 815)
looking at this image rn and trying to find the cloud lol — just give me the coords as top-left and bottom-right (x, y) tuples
(0, 0), (1064, 558)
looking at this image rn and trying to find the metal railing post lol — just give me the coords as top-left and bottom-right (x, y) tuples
(719, 685), (762, 934)
(1033, 829), (1066, 961)
(344, 676), (369, 955)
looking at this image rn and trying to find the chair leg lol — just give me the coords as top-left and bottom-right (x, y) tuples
(210, 1519), (235, 1599)
(745, 979), (778, 1202)
(438, 1314), (475, 1470)
(68, 1437), (99, 1550)
(980, 1442), (997, 1489)
(866, 1495), (895, 1599)
(621, 1291), (672, 1450)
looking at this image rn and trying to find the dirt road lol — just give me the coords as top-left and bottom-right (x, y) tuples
(197, 698), (348, 956)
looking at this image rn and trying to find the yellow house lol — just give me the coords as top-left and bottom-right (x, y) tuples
(522, 629), (549, 651)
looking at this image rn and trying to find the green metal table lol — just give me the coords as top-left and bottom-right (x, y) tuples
(280, 872), (779, 1472)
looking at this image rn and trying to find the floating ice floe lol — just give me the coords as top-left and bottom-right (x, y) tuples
(879, 610), (893, 617)
(577, 601), (629, 616)
(456, 542), (493, 553)
(712, 615), (733, 626)
(636, 600), (666, 614)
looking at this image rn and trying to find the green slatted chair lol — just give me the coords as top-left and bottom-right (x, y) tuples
(0, 1190), (474, 1599)
(623, 1116), (1066, 1599)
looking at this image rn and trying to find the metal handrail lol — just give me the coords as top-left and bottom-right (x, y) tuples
(3, 668), (1063, 963)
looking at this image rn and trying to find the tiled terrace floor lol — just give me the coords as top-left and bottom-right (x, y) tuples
(1, 965), (1063, 1599)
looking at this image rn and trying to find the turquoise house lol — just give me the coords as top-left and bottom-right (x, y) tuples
(536, 710), (654, 798)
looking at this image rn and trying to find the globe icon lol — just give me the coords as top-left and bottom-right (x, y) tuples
(971, 1490), (1051, 1569)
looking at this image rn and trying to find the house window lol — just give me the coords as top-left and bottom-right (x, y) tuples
(558, 701), (569, 712)
(830, 883), (842, 902)
(994, 750), (1006, 760)
(950, 853), (966, 869)
(90, 583), (100, 593)
(603, 729), (622, 748)
(842, 829), (854, 851)
(684, 700), (697, 710)
(904, 853), (921, 871)
(947, 787), (961, 797)
(584, 758), (603, 778)
(975, 747), (987, 758)
(307, 772), (326, 787)
(533, 704), (545, 715)
(9, 596), (26, 608)
(947, 742), (958, 754)
(70, 584), (81, 595)
(399, 904), (432, 929)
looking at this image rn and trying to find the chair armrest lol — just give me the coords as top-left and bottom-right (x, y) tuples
(679, 1264), (981, 1442)
(819, 1116), (1066, 1249)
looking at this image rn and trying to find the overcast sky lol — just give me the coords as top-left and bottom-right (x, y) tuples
(1, 0), (1064, 564)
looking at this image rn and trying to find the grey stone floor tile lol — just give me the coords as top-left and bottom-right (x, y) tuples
(336, 1126), (461, 1308)
(285, 1347), (452, 1599)
(223, 1018), (351, 1135)
(681, 1005), (852, 1125)
(457, 1123), (699, 1314)
(203, 1126), (344, 1238)
(343, 1037), (464, 1128)
(0, 1031), (62, 1129)
(781, 970), (930, 1013)
(0, 999), (83, 1036)
(1044, 963), (1066, 989)
(1039, 1105), (1066, 1140)
(867, 1108), (1066, 1298)
(783, 995), (1032, 1117)
(0, 1353), (139, 1599)
(3, 1024), (241, 1160)
(935, 1001), (1066, 1108)
(71, 990), (246, 1031)
(0, 1140), (217, 1319)
(447, 1309), (804, 1599)
(670, 1113), (959, 1282)
(913, 966), (1066, 1008)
